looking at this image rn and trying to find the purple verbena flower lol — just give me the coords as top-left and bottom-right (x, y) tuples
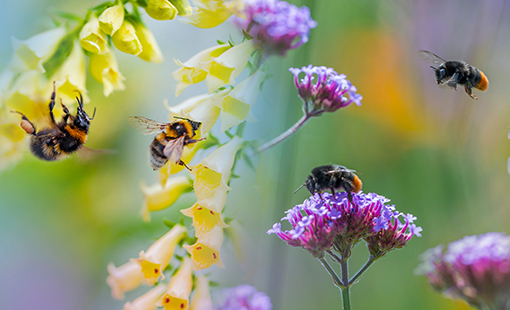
(289, 65), (362, 115)
(213, 285), (272, 310)
(234, 0), (317, 56)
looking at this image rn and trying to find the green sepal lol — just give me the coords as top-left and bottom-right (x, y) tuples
(42, 32), (76, 79)
(225, 130), (235, 139)
(242, 29), (253, 40)
(163, 219), (176, 229)
(135, 0), (148, 7)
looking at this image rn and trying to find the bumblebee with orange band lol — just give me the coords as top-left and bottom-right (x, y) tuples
(418, 50), (489, 99)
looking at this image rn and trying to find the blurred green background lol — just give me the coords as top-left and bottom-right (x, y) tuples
(1, 0), (509, 309)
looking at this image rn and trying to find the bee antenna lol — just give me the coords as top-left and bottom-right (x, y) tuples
(89, 107), (97, 120)
(293, 183), (305, 194)
(430, 66), (438, 72)
(74, 90), (83, 109)
(173, 116), (188, 121)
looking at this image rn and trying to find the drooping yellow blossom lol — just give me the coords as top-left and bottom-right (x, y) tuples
(224, 219), (247, 264)
(89, 50), (126, 97)
(123, 284), (167, 310)
(133, 22), (163, 63)
(145, 0), (178, 21)
(156, 256), (194, 310)
(180, 0), (237, 29)
(173, 44), (231, 96)
(52, 40), (90, 103)
(169, 0), (192, 16)
(189, 275), (213, 310)
(79, 16), (109, 54)
(181, 202), (229, 238)
(166, 93), (221, 135)
(112, 21), (143, 56)
(10, 27), (66, 73)
(140, 176), (193, 222)
(191, 136), (243, 212)
(99, 4), (125, 36)
(106, 261), (144, 300)
(133, 224), (187, 285)
(199, 40), (260, 93)
(184, 227), (224, 270)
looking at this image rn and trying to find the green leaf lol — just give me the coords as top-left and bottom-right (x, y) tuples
(243, 153), (255, 170)
(217, 39), (226, 45)
(225, 130), (235, 139)
(209, 281), (220, 287)
(230, 173), (240, 179)
(247, 61), (257, 76)
(174, 254), (184, 261)
(242, 29), (253, 40)
(163, 219), (176, 229)
(135, 0), (148, 7)
(51, 10), (83, 22)
(235, 121), (246, 137)
(42, 32), (75, 79)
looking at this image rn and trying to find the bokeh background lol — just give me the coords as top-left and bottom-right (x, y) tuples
(1, 0), (510, 309)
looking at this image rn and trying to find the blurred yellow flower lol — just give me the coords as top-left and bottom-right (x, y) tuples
(53, 40), (90, 103)
(79, 17), (109, 54)
(89, 50), (126, 97)
(173, 44), (231, 96)
(145, 0), (178, 21)
(166, 93), (221, 135)
(99, 4), (125, 36)
(189, 275), (213, 310)
(133, 22), (163, 63)
(106, 261), (144, 300)
(181, 202), (229, 238)
(224, 219), (247, 263)
(112, 21), (142, 56)
(140, 176), (193, 222)
(184, 227), (224, 270)
(156, 256), (193, 310)
(180, 0), (234, 28)
(123, 284), (167, 310)
(134, 224), (187, 285)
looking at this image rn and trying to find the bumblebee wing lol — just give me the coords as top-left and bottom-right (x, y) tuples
(440, 73), (458, 87)
(127, 116), (167, 135)
(163, 136), (185, 163)
(417, 50), (447, 68)
(76, 146), (116, 161)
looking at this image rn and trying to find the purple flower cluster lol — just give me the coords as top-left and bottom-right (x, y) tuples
(289, 65), (362, 115)
(268, 192), (421, 258)
(235, 0), (317, 55)
(418, 233), (510, 309)
(213, 285), (272, 310)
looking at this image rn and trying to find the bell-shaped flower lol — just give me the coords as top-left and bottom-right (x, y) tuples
(166, 93), (221, 135)
(89, 50), (126, 97)
(10, 27), (66, 73)
(224, 219), (248, 264)
(156, 256), (194, 310)
(181, 202), (229, 238)
(106, 261), (144, 300)
(180, 0), (235, 29)
(99, 4), (125, 36)
(140, 176), (193, 222)
(169, 0), (192, 16)
(184, 226), (225, 270)
(145, 0), (178, 21)
(173, 44), (231, 96)
(112, 21), (142, 56)
(133, 22), (163, 63)
(133, 224), (188, 285)
(199, 40), (260, 93)
(52, 40), (90, 103)
(80, 16), (109, 54)
(190, 136), (243, 212)
(123, 284), (167, 310)
(189, 275), (213, 310)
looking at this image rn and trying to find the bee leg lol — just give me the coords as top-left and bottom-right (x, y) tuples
(60, 100), (71, 123)
(178, 160), (192, 171)
(464, 85), (478, 100)
(330, 188), (336, 198)
(11, 111), (36, 135)
(318, 192), (324, 201)
(48, 81), (57, 124)
(347, 192), (354, 205)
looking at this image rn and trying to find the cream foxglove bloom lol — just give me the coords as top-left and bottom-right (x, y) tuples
(134, 22), (163, 63)
(140, 176), (193, 222)
(123, 284), (167, 310)
(189, 275), (213, 310)
(173, 44), (231, 96)
(80, 17), (109, 54)
(145, 0), (178, 21)
(52, 40), (90, 103)
(180, 0), (234, 29)
(99, 4), (125, 36)
(156, 256), (194, 310)
(112, 21), (142, 56)
(184, 226), (224, 270)
(181, 202), (229, 238)
(89, 50), (126, 97)
(166, 93), (221, 135)
(107, 261), (144, 300)
(134, 224), (188, 285)
(191, 136), (243, 212)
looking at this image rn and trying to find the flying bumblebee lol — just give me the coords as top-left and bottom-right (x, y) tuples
(128, 116), (204, 171)
(294, 164), (362, 202)
(418, 50), (489, 99)
(12, 83), (96, 161)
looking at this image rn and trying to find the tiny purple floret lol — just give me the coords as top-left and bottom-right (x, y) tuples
(213, 285), (272, 310)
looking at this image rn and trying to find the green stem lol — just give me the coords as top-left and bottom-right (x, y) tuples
(256, 113), (310, 153)
(340, 258), (351, 310)
(319, 257), (345, 289)
(349, 256), (375, 285)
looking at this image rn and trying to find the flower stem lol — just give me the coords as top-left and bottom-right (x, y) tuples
(349, 256), (375, 285)
(256, 113), (310, 153)
(340, 258), (351, 310)
(319, 257), (345, 289)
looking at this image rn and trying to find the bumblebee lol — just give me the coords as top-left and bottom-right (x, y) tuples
(418, 50), (489, 99)
(12, 83), (96, 161)
(294, 164), (362, 202)
(128, 116), (204, 171)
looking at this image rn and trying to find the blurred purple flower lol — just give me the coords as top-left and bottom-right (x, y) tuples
(417, 232), (510, 309)
(268, 192), (421, 258)
(234, 0), (317, 55)
(213, 285), (272, 310)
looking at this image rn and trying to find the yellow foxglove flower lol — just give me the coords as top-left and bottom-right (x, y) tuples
(173, 44), (231, 96)
(200, 40), (260, 93)
(166, 93), (221, 135)
(10, 27), (66, 73)
(189, 275), (213, 310)
(180, 0), (235, 29)
(123, 284), (167, 310)
(112, 21), (142, 56)
(191, 136), (243, 212)
(53, 40), (90, 103)
(133, 224), (187, 285)
(145, 0), (178, 21)
(107, 261), (144, 300)
(184, 227), (224, 270)
(133, 22), (163, 63)
(0, 135), (24, 171)
(169, 0), (192, 16)
(80, 17), (109, 54)
(156, 256), (193, 310)
(89, 51), (126, 96)
(140, 176), (193, 222)
(181, 202), (229, 238)
(99, 4), (125, 36)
